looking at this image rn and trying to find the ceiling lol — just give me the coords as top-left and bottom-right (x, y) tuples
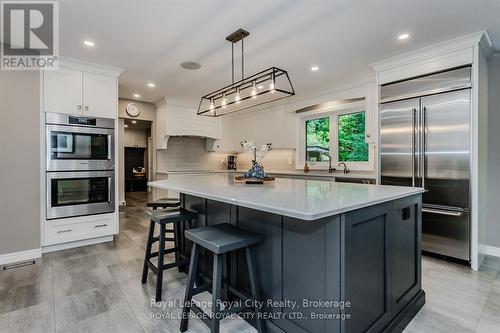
(58, 0), (500, 106)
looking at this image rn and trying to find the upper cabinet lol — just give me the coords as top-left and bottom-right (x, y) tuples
(231, 105), (296, 151)
(43, 67), (83, 115)
(43, 58), (122, 119)
(83, 73), (118, 118)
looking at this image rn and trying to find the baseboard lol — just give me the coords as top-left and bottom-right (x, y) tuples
(42, 235), (113, 253)
(482, 245), (500, 258)
(0, 248), (42, 266)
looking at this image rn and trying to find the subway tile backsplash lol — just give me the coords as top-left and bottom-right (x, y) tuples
(156, 137), (296, 173)
(156, 137), (228, 172)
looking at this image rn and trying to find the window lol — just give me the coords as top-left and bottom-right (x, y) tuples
(299, 108), (371, 170)
(306, 117), (329, 163)
(337, 112), (368, 162)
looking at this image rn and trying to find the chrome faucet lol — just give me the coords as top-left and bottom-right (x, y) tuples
(320, 153), (336, 173)
(338, 162), (349, 174)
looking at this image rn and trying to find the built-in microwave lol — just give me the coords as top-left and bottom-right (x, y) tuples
(46, 112), (114, 171)
(46, 170), (115, 220)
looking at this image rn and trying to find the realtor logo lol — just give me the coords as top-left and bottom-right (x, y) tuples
(1, 1), (58, 70)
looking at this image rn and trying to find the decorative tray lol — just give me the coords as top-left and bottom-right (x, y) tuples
(234, 176), (276, 184)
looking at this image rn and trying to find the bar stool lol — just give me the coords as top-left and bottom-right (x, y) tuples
(180, 223), (265, 333)
(146, 197), (180, 209)
(142, 207), (197, 302)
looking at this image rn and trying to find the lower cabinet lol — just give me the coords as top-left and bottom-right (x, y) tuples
(342, 196), (422, 332)
(43, 213), (117, 246)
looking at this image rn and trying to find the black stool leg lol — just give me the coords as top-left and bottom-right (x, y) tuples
(180, 243), (200, 332)
(211, 253), (223, 333)
(246, 247), (265, 333)
(141, 220), (155, 284)
(155, 223), (166, 302)
(173, 221), (181, 271)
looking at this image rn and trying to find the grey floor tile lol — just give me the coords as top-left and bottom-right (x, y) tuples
(60, 307), (144, 333)
(53, 266), (115, 298)
(106, 258), (144, 282)
(0, 301), (55, 333)
(51, 244), (100, 261)
(52, 253), (106, 274)
(54, 283), (132, 332)
(98, 245), (145, 266)
(476, 305), (500, 333)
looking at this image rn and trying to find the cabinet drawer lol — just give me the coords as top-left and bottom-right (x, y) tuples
(44, 214), (116, 246)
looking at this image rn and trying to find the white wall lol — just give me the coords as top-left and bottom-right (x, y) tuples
(0, 70), (41, 256)
(487, 53), (500, 248)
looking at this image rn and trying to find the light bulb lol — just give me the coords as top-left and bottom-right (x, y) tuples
(209, 99), (215, 110)
(251, 82), (257, 99)
(221, 93), (227, 108)
(235, 88), (241, 104)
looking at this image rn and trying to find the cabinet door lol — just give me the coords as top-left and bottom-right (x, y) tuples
(256, 107), (295, 148)
(43, 67), (83, 114)
(232, 112), (257, 151)
(83, 72), (117, 119)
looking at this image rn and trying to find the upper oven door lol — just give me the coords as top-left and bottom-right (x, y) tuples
(46, 124), (114, 171)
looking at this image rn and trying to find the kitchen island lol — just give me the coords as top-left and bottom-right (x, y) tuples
(148, 174), (425, 333)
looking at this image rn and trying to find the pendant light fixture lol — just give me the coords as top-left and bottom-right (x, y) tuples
(197, 28), (295, 117)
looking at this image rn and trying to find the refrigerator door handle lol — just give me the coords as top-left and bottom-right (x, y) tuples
(421, 106), (427, 190)
(422, 207), (464, 217)
(412, 108), (416, 187)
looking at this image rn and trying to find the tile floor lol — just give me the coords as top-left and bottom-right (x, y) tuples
(0, 191), (499, 333)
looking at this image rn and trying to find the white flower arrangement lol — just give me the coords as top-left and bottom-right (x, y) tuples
(241, 141), (272, 164)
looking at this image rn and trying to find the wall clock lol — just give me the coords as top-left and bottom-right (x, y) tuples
(126, 103), (140, 117)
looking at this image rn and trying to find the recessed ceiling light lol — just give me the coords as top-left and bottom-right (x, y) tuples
(131, 120), (137, 124)
(133, 93), (140, 98)
(147, 82), (155, 88)
(398, 33), (410, 40)
(257, 85), (264, 89)
(83, 40), (95, 47)
(311, 66), (319, 71)
(124, 124), (128, 128)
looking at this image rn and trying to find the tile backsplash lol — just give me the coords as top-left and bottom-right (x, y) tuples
(156, 137), (296, 173)
(236, 149), (296, 171)
(156, 137), (228, 172)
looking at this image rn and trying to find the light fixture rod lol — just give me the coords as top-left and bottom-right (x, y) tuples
(241, 32), (244, 80)
(231, 42), (234, 84)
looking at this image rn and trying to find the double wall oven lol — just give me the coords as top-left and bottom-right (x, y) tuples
(46, 112), (115, 220)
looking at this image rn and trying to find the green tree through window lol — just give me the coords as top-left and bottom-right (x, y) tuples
(306, 117), (329, 162)
(338, 112), (368, 162)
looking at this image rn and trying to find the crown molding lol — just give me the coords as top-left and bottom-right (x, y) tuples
(370, 30), (492, 73)
(57, 56), (123, 77)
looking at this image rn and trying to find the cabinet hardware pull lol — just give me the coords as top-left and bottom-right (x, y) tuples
(77, 105), (82, 110)
(94, 224), (108, 228)
(57, 229), (72, 233)
(421, 208), (463, 217)
(85, 106), (89, 111)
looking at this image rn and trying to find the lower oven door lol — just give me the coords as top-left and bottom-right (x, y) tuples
(47, 171), (115, 219)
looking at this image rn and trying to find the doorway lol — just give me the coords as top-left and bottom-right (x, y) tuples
(122, 119), (152, 202)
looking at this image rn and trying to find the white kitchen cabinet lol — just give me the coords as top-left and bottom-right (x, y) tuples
(364, 84), (378, 144)
(232, 111), (257, 152)
(83, 72), (117, 118)
(206, 115), (235, 152)
(255, 106), (295, 149)
(43, 67), (83, 115)
(42, 59), (121, 119)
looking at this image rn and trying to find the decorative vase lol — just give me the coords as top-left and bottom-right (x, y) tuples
(243, 160), (268, 179)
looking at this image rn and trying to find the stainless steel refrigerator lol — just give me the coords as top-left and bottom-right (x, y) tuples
(380, 67), (471, 261)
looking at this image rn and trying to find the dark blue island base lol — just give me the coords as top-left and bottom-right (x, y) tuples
(178, 193), (425, 333)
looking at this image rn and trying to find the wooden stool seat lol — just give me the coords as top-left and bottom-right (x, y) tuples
(146, 197), (180, 209)
(181, 223), (265, 333)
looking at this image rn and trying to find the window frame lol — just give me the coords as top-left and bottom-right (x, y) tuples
(296, 104), (373, 171)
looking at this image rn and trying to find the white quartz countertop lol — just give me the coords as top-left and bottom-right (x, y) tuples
(148, 174), (423, 221)
(156, 169), (376, 179)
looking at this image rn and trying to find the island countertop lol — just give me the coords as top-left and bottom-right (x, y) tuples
(148, 174), (424, 220)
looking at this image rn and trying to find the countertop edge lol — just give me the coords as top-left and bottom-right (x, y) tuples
(148, 180), (423, 221)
